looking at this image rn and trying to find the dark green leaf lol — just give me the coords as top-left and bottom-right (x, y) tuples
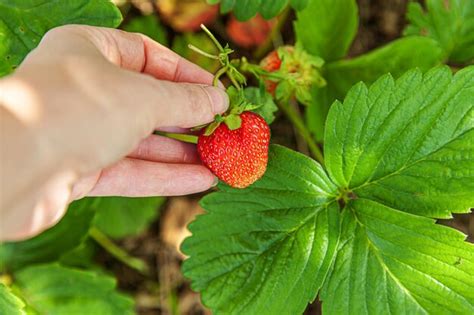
(235, 0), (262, 21)
(0, 284), (25, 315)
(59, 238), (97, 268)
(122, 14), (167, 46)
(93, 196), (164, 239)
(404, 0), (474, 63)
(325, 66), (474, 218)
(295, 0), (358, 61)
(243, 87), (278, 124)
(0, 0), (122, 77)
(14, 264), (134, 315)
(321, 198), (474, 314)
(182, 145), (340, 314)
(0, 199), (96, 272)
(211, 0), (305, 20)
(307, 36), (445, 141)
(290, 0), (310, 11)
(260, 0), (288, 20)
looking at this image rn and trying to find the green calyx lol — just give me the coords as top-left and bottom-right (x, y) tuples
(202, 86), (262, 136)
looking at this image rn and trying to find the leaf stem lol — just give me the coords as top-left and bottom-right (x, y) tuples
(187, 44), (219, 60)
(213, 67), (228, 87)
(154, 131), (198, 144)
(278, 100), (325, 165)
(200, 24), (224, 52)
(89, 227), (150, 275)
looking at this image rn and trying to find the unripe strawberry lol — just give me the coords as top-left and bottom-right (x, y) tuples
(226, 14), (275, 48)
(197, 111), (270, 188)
(259, 46), (326, 105)
(259, 46), (292, 94)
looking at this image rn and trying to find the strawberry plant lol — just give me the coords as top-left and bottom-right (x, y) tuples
(1, 0), (473, 314)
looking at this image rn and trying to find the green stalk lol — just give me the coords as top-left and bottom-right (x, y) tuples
(213, 67), (228, 87)
(278, 100), (325, 165)
(89, 227), (150, 275)
(200, 24), (224, 52)
(188, 44), (219, 60)
(154, 131), (198, 144)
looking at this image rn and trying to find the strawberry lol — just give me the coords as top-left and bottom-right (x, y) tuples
(197, 111), (270, 188)
(226, 14), (275, 48)
(259, 46), (326, 105)
(259, 46), (291, 94)
(157, 0), (218, 32)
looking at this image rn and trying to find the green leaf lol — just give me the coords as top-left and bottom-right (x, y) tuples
(307, 36), (445, 141)
(260, 0), (288, 20)
(182, 145), (340, 314)
(0, 284), (25, 315)
(0, 0), (122, 77)
(59, 238), (97, 268)
(14, 264), (134, 315)
(290, 0), (310, 11)
(0, 199), (96, 272)
(321, 198), (474, 314)
(324, 66), (474, 218)
(121, 14), (167, 46)
(210, 0), (307, 20)
(404, 0), (474, 64)
(233, 0), (262, 21)
(93, 196), (165, 239)
(243, 87), (278, 124)
(219, 0), (236, 14)
(295, 0), (358, 62)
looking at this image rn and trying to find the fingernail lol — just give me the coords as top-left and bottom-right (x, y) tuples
(211, 176), (219, 187)
(205, 86), (229, 113)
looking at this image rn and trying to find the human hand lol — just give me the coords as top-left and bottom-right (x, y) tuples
(0, 25), (229, 240)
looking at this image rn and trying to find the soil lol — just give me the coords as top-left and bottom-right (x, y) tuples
(96, 1), (473, 314)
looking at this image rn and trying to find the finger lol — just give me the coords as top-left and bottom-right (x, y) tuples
(157, 127), (190, 133)
(128, 134), (201, 164)
(87, 158), (217, 196)
(103, 69), (228, 129)
(44, 25), (218, 85)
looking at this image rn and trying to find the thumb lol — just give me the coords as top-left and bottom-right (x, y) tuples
(153, 79), (229, 128)
(108, 69), (229, 129)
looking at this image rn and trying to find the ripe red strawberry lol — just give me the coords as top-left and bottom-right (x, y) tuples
(226, 14), (275, 48)
(157, 0), (218, 32)
(197, 111), (270, 188)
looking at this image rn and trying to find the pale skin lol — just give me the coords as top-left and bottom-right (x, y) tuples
(0, 25), (229, 241)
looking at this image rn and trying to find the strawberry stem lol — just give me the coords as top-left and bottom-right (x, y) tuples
(193, 24), (245, 91)
(154, 131), (198, 144)
(278, 100), (325, 165)
(213, 67), (228, 87)
(188, 44), (219, 60)
(200, 24), (224, 52)
(90, 227), (149, 275)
